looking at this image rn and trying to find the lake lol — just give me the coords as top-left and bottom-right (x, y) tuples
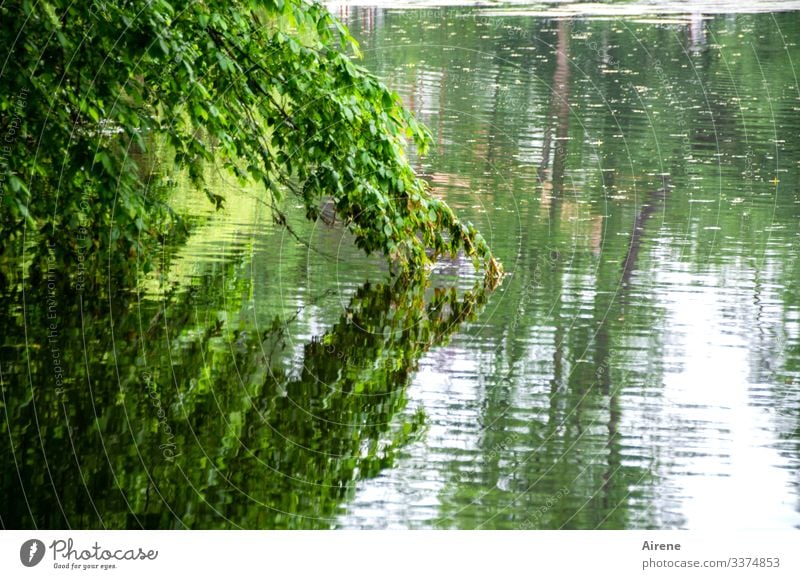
(1, 2), (799, 529)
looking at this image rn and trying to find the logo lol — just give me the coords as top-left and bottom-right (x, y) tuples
(20, 539), (46, 567)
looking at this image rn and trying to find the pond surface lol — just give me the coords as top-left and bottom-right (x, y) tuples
(2, 4), (800, 529)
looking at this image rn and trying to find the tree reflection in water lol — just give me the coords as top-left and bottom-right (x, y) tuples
(0, 245), (491, 529)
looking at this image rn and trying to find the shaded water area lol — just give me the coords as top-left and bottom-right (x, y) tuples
(3, 4), (800, 529)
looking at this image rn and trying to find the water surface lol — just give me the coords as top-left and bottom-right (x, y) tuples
(2, 4), (800, 529)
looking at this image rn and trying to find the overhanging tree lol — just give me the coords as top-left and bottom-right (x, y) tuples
(0, 0), (502, 282)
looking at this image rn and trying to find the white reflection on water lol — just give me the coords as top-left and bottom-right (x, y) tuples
(655, 267), (800, 529)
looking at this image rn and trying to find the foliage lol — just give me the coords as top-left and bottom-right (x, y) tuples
(0, 245), (491, 528)
(0, 0), (502, 282)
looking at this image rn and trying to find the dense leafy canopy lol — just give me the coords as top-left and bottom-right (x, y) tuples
(0, 0), (502, 281)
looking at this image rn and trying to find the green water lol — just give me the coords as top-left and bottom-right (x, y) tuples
(2, 5), (800, 529)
